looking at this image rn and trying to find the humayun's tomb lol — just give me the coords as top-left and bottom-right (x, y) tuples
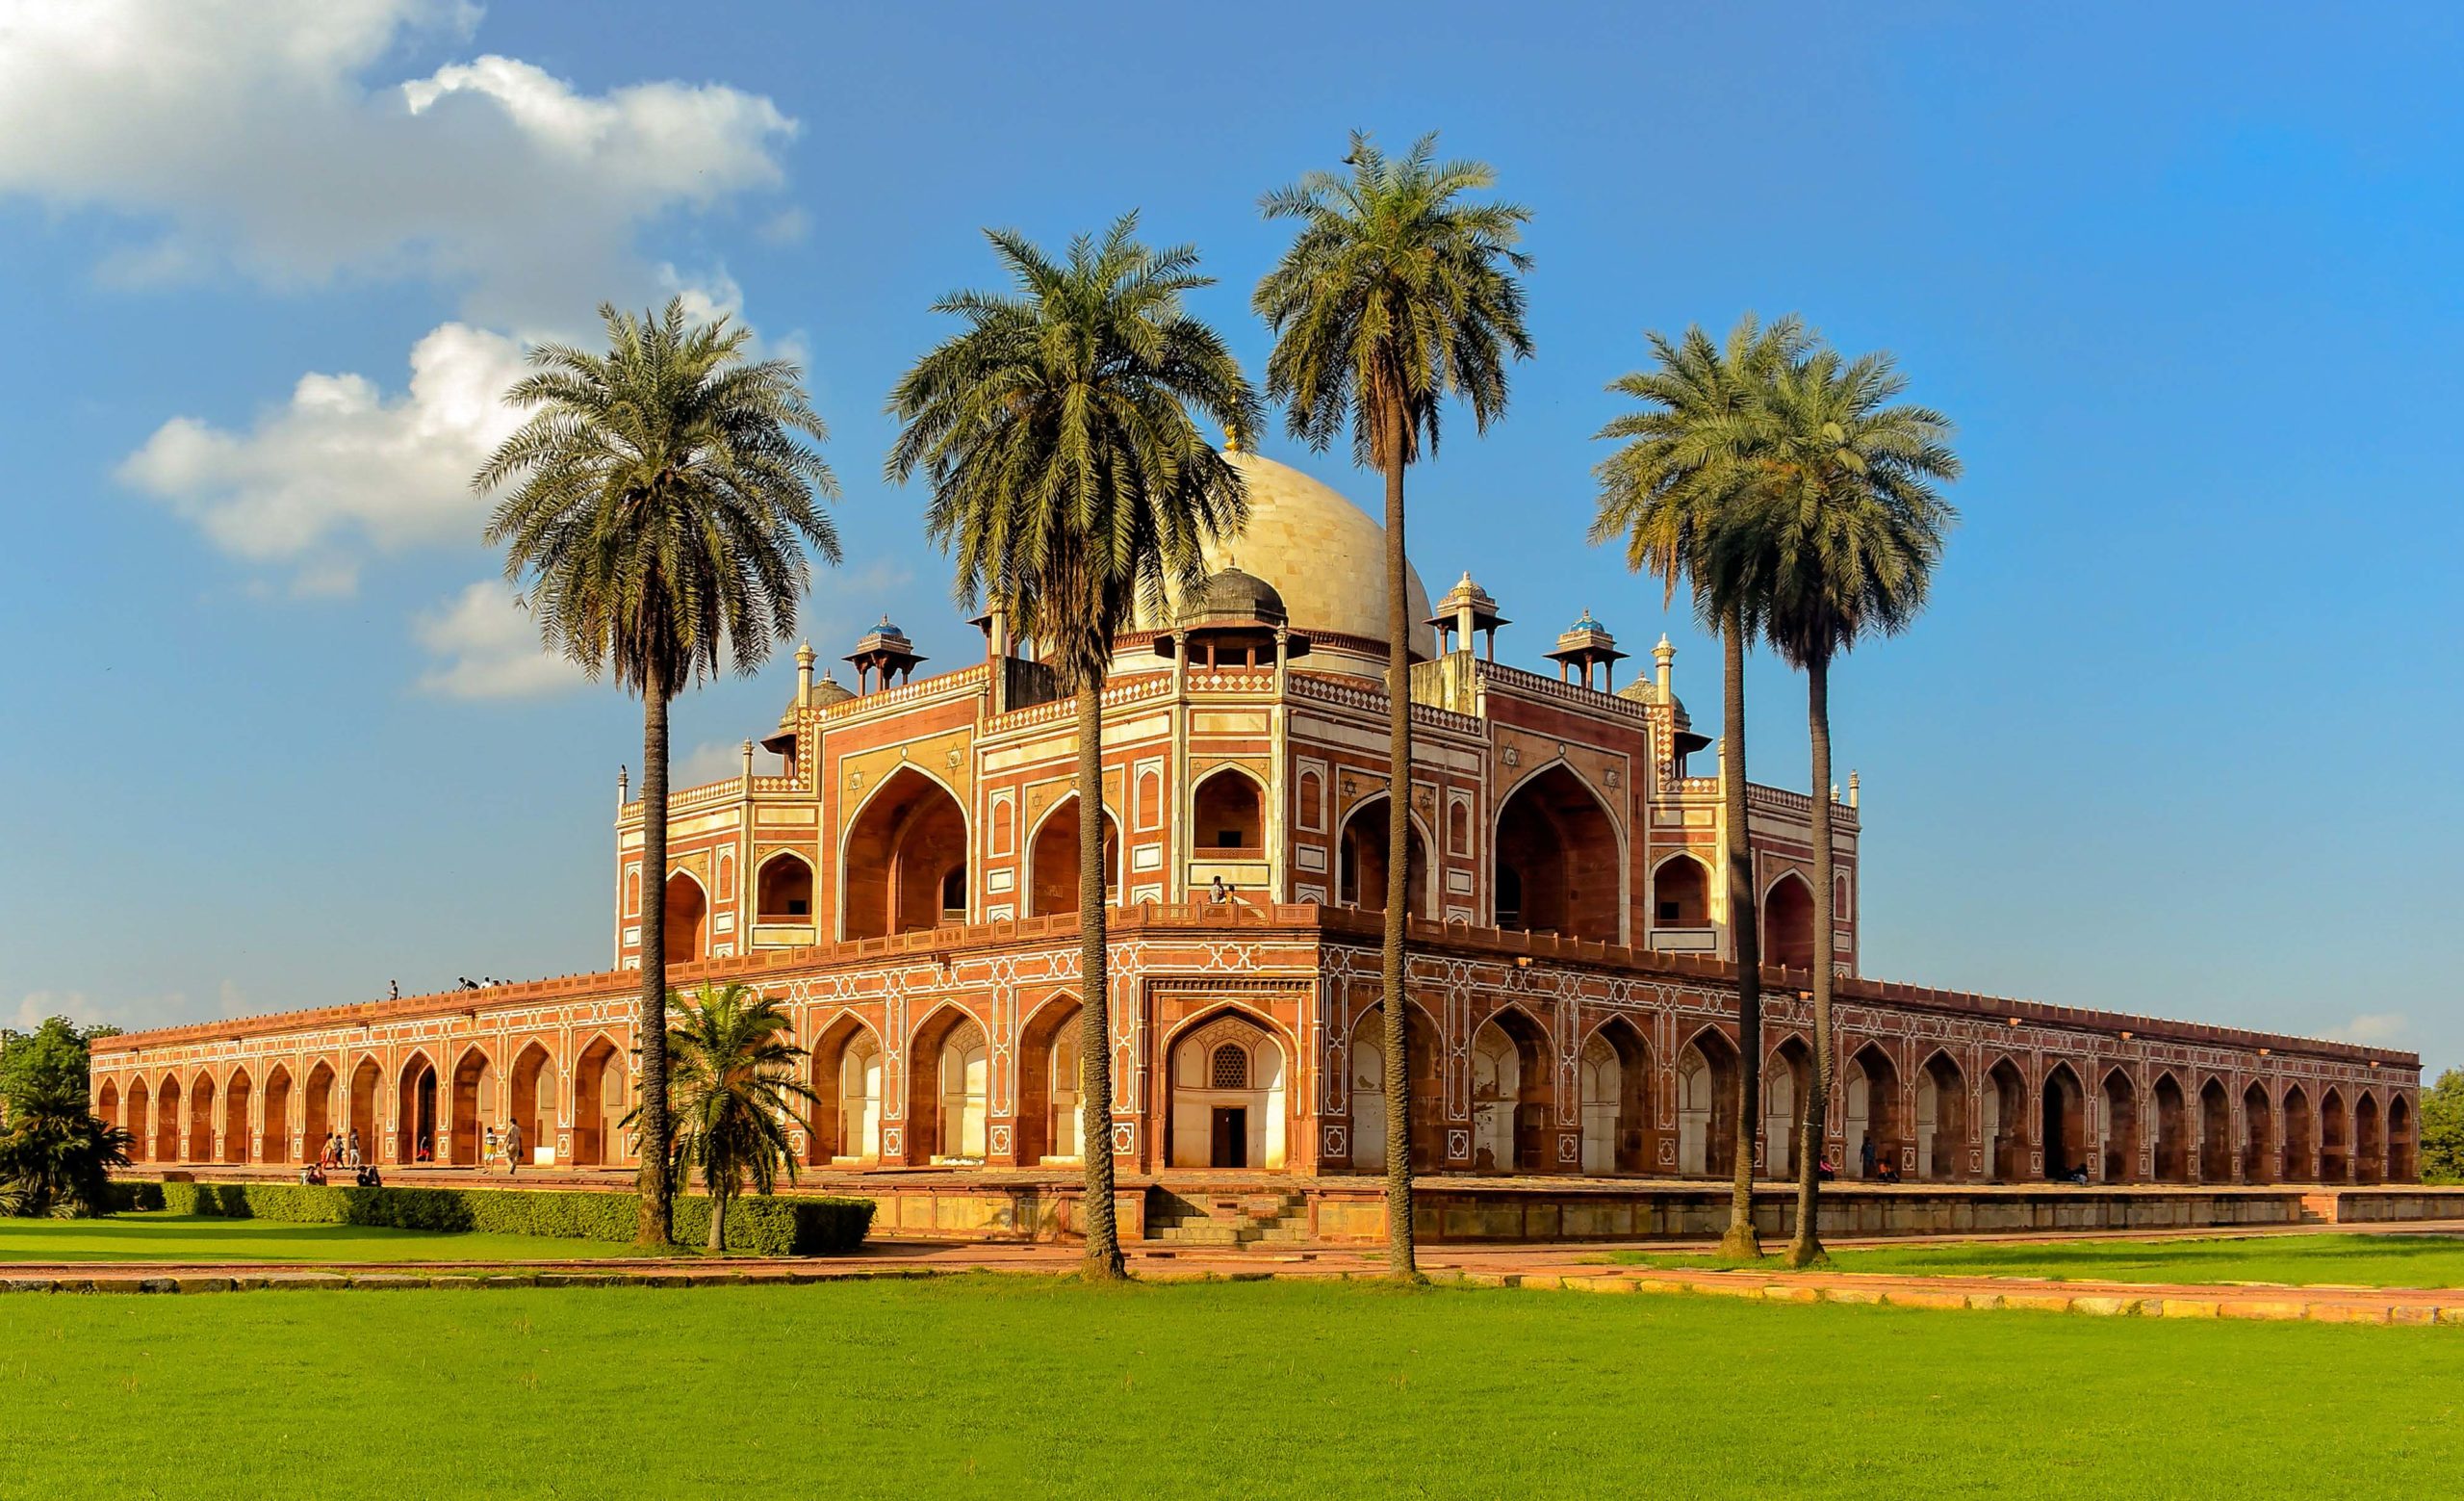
(92, 453), (2430, 1242)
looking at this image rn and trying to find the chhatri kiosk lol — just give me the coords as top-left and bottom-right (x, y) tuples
(91, 450), (2422, 1237)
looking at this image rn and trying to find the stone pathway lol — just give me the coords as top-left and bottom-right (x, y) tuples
(10, 1226), (2464, 1325)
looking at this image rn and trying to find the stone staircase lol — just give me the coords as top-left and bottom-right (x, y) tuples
(2298, 1192), (2340, 1227)
(1146, 1189), (1312, 1247)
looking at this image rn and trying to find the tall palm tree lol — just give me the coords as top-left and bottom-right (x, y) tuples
(1255, 132), (1531, 1281)
(475, 298), (838, 1246)
(887, 215), (1257, 1281)
(1590, 314), (1810, 1260)
(1747, 345), (1959, 1266)
(658, 983), (821, 1252)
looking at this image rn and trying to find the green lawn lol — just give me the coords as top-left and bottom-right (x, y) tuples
(3, 1277), (2460, 1500)
(1599, 1231), (2464, 1287)
(0, 1211), (645, 1264)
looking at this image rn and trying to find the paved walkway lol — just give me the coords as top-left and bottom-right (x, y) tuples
(9, 1223), (2464, 1324)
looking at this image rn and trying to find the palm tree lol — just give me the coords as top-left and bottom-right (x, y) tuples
(1747, 345), (1959, 1266)
(1254, 132), (1531, 1281)
(475, 298), (838, 1246)
(658, 983), (820, 1252)
(0, 1076), (132, 1218)
(887, 215), (1257, 1281)
(1590, 314), (1810, 1260)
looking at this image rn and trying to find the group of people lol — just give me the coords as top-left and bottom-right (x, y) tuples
(296, 1127), (384, 1188)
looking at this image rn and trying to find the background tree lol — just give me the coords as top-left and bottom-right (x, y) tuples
(2422, 1068), (2464, 1184)
(476, 298), (838, 1246)
(0, 1016), (116, 1126)
(1591, 314), (1810, 1260)
(888, 215), (1257, 1280)
(1255, 131), (1530, 1281)
(657, 983), (819, 1252)
(1741, 341), (1959, 1265)
(0, 1072), (130, 1217)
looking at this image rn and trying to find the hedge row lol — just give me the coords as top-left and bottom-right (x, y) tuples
(136, 1180), (872, 1255)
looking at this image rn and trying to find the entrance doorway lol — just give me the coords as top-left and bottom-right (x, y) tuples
(1211, 1107), (1249, 1168)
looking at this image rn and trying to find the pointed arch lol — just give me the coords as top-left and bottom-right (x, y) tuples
(1347, 999), (1445, 1173)
(260, 1064), (294, 1164)
(1492, 761), (1624, 942)
(123, 1076), (150, 1162)
(2196, 1074), (2232, 1181)
(1016, 992), (1086, 1166)
(2041, 1062), (2088, 1180)
(448, 1045), (495, 1166)
(841, 763), (971, 938)
(1166, 1003), (1294, 1170)
(1469, 1005), (1552, 1173)
(2388, 1093), (2417, 1180)
(1025, 793), (1121, 918)
(1191, 764), (1267, 854)
(2151, 1072), (2191, 1182)
(1580, 1015), (1654, 1175)
(2355, 1091), (2384, 1184)
(184, 1070), (216, 1162)
(396, 1048), (439, 1166)
(2320, 1085), (2349, 1183)
(1762, 871), (1817, 972)
(572, 1032), (627, 1167)
(805, 1010), (884, 1166)
(1675, 1024), (1741, 1178)
(2280, 1082), (2314, 1182)
(1917, 1048), (1966, 1182)
(1844, 1042), (1903, 1178)
(1650, 852), (1711, 930)
(756, 850), (815, 921)
(1983, 1056), (2027, 1181)
(221, 1067), (253, 1164)
(2241, 1080), (2275, 1185)
(95, 1077), (120, 1135)
(2100, 1067), (2139, 1184)
(346, 1053), (382, 1160)
(907, 1000), (991, 1162)
(1338, 793), (1433, 920)
(301, 1061), (335, 1161)
(507, 1041), (555, 1165)
(663, 869), (708, 965)
(1764, 1034), (1813, 1179)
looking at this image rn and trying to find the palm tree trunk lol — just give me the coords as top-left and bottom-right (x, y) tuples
(708, 1182), (727, 1253)
(1787, 653), (1835, 1267)
(1719, 604), (1763, 1259)
(1381, 412), (1419, 1282)
(636, 663), (674, 1247)
(1075, 677), (1126, 1280)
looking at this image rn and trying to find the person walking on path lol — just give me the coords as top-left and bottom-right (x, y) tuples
(502, 1120), (524, 1176)
(345, 1128), (363, 1170)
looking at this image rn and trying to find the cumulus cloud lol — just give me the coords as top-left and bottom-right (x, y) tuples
(2328, 1012), (2413, 1047)
(116, 323), (528, 581)
(412, 582), (584, 699)
(12, 990), (121, 1031)
(0, 0), (796, 321)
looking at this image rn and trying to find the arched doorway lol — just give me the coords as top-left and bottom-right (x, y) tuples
(2241, 1082), (2274, 1185)
(2388, 1095), (2417, 1180)
(806, 1016), (883, 1166)
(187, 1072), (216, 1162)
(155, 1074), (183, 1161)
(1845, 1043), (1903, 1179)
(905, 1009), (988, 1163)
(1469, 1010), (1550, 1174)
(1168, 1011), (1288, 1170)
(1982, 1058), (2027, 1181)
(2041, 1064), (2087, 1180)
(1014, 997), (1085, 1166)
(2320, 1088), (2349, 1183)
(222, 1069), (252, 1164)
(1651, 855), (1710, 931)
(1348, 1004), (1443, 1174)
(572, 1035), (625, 1167)
(2355, 1094), (2384, 1184)
(346, 1056), (381, 1159)
(756, 852), (814, 922)
(508, 1044), (555, 1166)
(124, 1078), (150, 1162)
(2281, 1085), (2314, 1181)
(1580, 1020), (1652, 1176)
(2101, 1069), (2139, 1183)
(1676, 1029), (1740, 1178)
(96, 1079), (120, 1138)
(1493, 765), (1621, 941)
(2152, 1074), (2190, 1181)
(449, 1048), (494, 1166)
(2197, 1077), (2231, 1182)
(301, 1063), (334, 1159)
(663, 872), (708, 965)
(1026, 795), (1117, 918)
(1191, 768), (1265, 854)
(398, 1053), (438, 1165)
(1339, 797), (1429, 920)
(1765, 1037), (1813, 1179)
(843, 767), (969, 937)
(1917, 1051), (1965, 1181)
(261, 1066), (293, 1164)
(1763, 873), (1816, 971)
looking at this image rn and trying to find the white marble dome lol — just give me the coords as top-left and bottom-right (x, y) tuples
(1138, 451), (1435, 657)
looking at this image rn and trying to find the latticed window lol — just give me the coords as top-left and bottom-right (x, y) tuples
(1210, 1044), (1249, 1090)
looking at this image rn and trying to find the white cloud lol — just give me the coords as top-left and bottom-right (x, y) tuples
(672, 739), (783, 789)
(412, 581), (584, 699)
(2328, 1012), (2412, 1047)
(0, 0), (796, 322)
(12, 990), (121, 1032)
(116, 323), (528, 582)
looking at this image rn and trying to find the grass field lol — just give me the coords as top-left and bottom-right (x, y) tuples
(1598, 1232), (2464, 1288)
(0, 1212), (643, 1264)
(3, 1275), (2461, 1500)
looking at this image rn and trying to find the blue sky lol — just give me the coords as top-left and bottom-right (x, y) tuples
(1, 1), (2456, 1074)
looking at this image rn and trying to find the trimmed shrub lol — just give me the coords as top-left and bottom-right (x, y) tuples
(104, 1179), (165, 1212)
(143, 1181), (872, 1255)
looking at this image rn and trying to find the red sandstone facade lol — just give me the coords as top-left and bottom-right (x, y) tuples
(89, 453), (2422, 1195)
